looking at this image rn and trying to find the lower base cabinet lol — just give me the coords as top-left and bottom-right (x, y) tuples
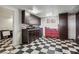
(22, 29), (41, 44)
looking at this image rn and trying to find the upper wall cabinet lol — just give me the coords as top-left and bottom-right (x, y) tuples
(22, 10), (25, 23)
(59, 13), (68, 40)
(21, 10), (41, 26)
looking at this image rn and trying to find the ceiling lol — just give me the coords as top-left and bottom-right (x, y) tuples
(8, 5), (79, 17)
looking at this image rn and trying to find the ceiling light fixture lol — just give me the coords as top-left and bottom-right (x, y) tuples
(25, 12), (30, 16)
(46, 12), (53, 17)
(28, 6), (41, 14)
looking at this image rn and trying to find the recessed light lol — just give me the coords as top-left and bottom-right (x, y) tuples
(25, 12), (30, 16)
(46, 12), (53, 16)
(28, 6), (41, 14)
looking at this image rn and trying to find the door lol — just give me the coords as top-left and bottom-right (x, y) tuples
(59, 13), (68, 40)
(76, 12), (79, 44)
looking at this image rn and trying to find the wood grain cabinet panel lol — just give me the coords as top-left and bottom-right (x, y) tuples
(76, 12), (79, 44)
(59, 13), (68, 40)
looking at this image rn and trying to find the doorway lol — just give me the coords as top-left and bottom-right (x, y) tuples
(0, 6), (14, 53)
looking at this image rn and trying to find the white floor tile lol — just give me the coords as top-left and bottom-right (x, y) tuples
(31, 50), (39, 54)
(49, 47), (55, 50)
(21, 47), (29, 51)
(41, 48), (48, 53)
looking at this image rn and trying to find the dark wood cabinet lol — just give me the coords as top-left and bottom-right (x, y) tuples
(22, 29), (40, 44)
(22, 10), (25, 23)
(22, 29), (28, 44)
(21, 10), (41, 25)
(59, 13), (68, 40)
(21, 10), (42, 44)
(76, 12), (79, 44)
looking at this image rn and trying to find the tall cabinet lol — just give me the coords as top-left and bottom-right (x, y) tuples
(59, 13), (68, 40)
(76, 12), (79, 44)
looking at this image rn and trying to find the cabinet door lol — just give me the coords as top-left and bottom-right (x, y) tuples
(22, 10), (25, 23)
(22, 29), (28, 43)
(59, 13), (68, 40)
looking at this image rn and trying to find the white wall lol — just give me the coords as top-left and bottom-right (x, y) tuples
(3, 6), (22, 46)
(68, 14), (76, 40)
(13, 9), (22, 46)
(0, 16), (13, 30)
(0, 7), (13, 30)
(40, 16), (59, 36)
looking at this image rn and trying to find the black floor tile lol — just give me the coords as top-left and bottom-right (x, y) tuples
(16, 50), (24, 54)
(26, 45), (32, 48)
(26, 49), (33, 53)
(70, 51), (79, 54)
(34, 44), (39, 46)
(56, 48), (62, 52)
(47, 50), (55, 54)
(35, 47), (42, 51)
(18, 46), (24, 49)
(62, 47), (69, 50)
(43, 46), (49, 49)
(39, 52), (46, 54)
(50, 45), (56, 47)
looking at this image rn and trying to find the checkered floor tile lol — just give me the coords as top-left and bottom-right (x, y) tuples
(0, 37), (79, 54)
(0, 38), (15, 54)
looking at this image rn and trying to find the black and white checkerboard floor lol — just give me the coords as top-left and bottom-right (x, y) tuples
(0, 37), (79, 54)
(0, 38), (15, 54)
